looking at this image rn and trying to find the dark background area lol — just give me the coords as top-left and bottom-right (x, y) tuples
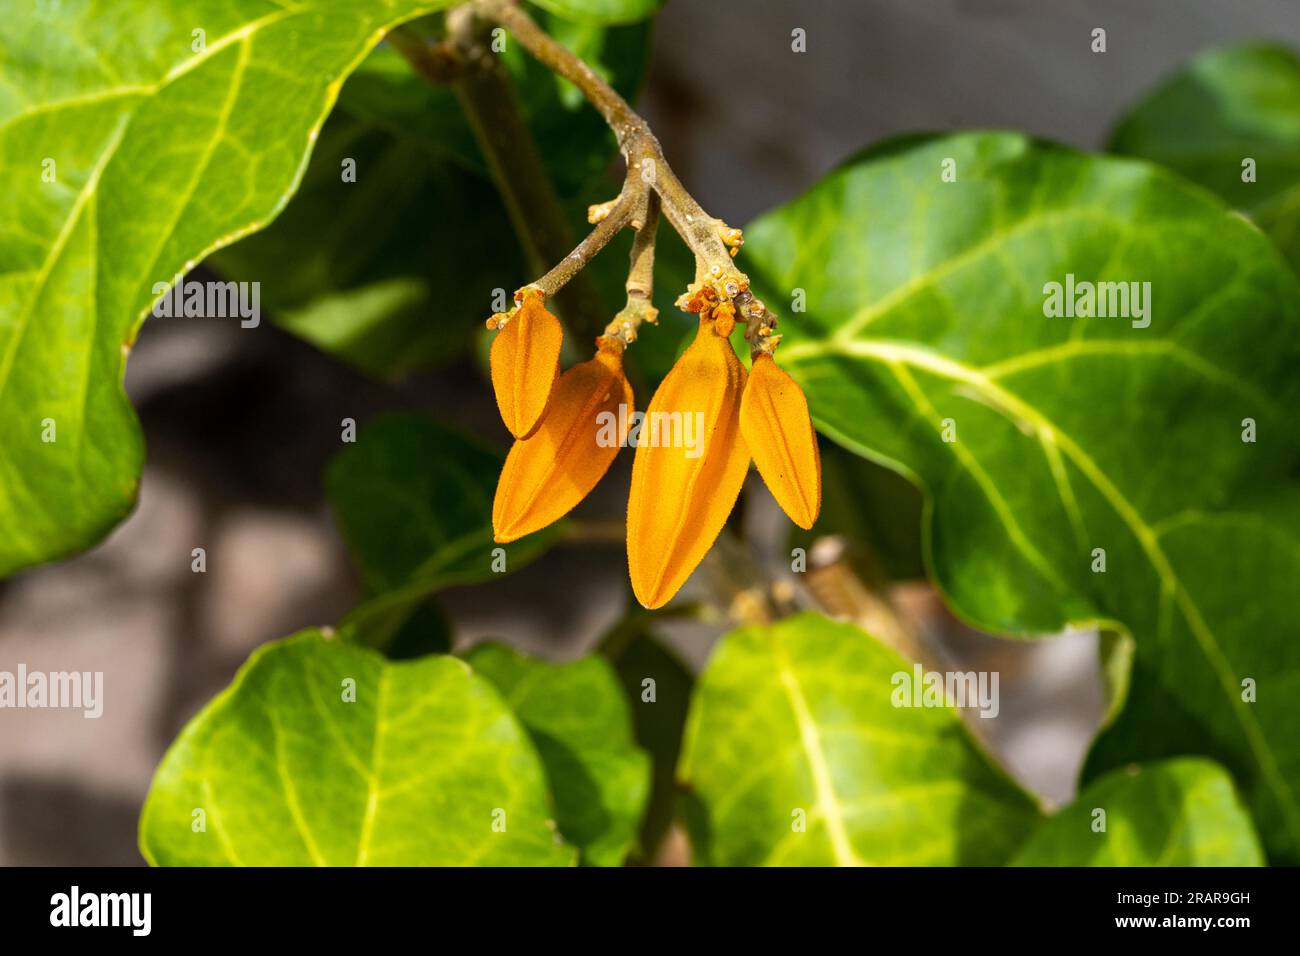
(2, 0), (1297, 865)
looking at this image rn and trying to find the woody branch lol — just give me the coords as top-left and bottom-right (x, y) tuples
(474, 0), (780, 354)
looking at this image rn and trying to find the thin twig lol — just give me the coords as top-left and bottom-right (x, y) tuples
(475, 0), (780, 354)
(525, 170), (640, 300)
(474, 0), (648, 146)
(603, 190), (659, 343)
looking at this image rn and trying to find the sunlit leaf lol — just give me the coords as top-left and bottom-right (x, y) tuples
(140, 630), (575, 866)
(743, 131), (1300, 861)
(679, 613), (1043, 865)
(0, 0), (468, 576)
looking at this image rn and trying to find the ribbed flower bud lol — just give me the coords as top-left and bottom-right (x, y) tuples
(489, 293), (564, 440)
(626, 318), (749, 609)
(740, 353), (821, 529)
(493, 340), (632, 543)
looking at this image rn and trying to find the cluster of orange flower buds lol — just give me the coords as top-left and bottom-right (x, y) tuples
(488, 284), (819, 609)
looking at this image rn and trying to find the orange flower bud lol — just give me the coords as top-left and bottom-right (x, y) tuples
(493, 341), (633, 543)
(740, 353), (821, 529)
(626, 318), (750, 609)
(490, 294), (564, 439)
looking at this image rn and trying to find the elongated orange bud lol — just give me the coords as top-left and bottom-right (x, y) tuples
(490, 294), (564, 439)
(627, 318), (750, 609)
(741, 353), (821, 529)
(493, 341), (633, 543)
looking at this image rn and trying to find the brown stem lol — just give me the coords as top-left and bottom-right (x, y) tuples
(526, 170), (640, 300)
(474, 0), (646, 145)
(624, 191), (659, 300)
(475, 0), (779, 352)
(603, 190), (659, 343)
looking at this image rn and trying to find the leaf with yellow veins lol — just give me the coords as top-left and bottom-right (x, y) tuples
(490, 295), (564, 439)
(741, 354), (821, 529)
(494, 343), (633, 542)
(627, 319), (750, 609)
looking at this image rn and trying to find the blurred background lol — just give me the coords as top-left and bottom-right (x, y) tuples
(2, 0), (1297, 865)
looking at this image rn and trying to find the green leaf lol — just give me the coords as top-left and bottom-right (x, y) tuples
(744, 132), (1300, 861)
(140, 630), (575, 866)
(678, 613), (1042, 866)
(466, 643), (650, 866)
(527, 0), (664, 26)
(1084, 509), (1300, 861)
(1109, 42), (1300, 271)
(212, 104), (518, 379)
(1012, 759), (1264, 866)
(326, 414), (561, 646)
(333, 41), (482, 176)
(0, 0), (466, 576)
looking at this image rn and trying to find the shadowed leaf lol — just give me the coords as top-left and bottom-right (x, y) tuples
(467, 643), (650, 865)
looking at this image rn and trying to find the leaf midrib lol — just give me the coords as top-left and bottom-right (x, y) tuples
(784, 336), (1300, 848)
(0, 3), (455, 558)
(831, 207), (1136, 340)
(767, 629), (864, 867)
(0, 8), (311, 433)
(355, 667), (389, 866)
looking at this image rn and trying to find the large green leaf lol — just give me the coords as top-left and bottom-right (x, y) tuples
(745, 132), (1300, 860)
(140, 630), (575, 866)
(326, 414), (561, 644)
(678, 613), (1043, 866)
(1012, 759), (1264, 866)
(466, 643), (650, 866)
(211, 103), (518, 379)
(0, 0), (471, 577)
(1084, 508), (1300, 860)
(1109, 42), (1300, 270)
